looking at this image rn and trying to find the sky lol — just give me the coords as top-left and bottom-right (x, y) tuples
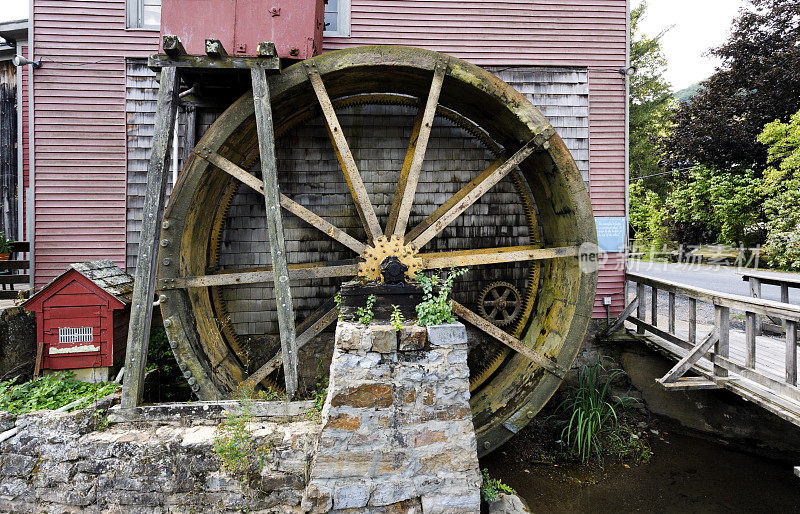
(632, 0), (747, 91)
(1, 0), (745, 91)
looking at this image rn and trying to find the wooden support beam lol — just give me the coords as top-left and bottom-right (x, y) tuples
(715, 305), (730, 378)
(746, 311), (756, 369)
(305, 62), (382, 242)
(636, 282), (646, 335)
(386, 59), (446, 237)
(603, 297), (639, 336)
(407, 136), (545, 249)
(159, 261), (359, 289)
(418, 245), (578, 269)
(122, 67), (180, 408)
(251, 65), (298, 399)
(750, 277), (762, 335)
(657, 329), (719, 385)
(453, 301), (567, 379)
(659, 377), (720, 391)
(162, 35), (186, 58)
(196, 146), (366, 254)
(689, 297), (697, 344)
(787, 320), (797, 386)
(205, 38), (228, 58)
(651, 286), (658, 328)
(668, 292), (676, 334)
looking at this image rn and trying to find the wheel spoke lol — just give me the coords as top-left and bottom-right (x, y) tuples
(452, 301), (566, 379)
(386, 60), (447, 237)
(196, 146), (366, 254)
(405, 136), (546, 249)
(418, 245), (579, 269)
(240, 298), (339, 391)
(305, 63), (382, 242)
(159, 260), (359, 289)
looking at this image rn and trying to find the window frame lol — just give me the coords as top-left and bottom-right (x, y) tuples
(126, 0), (161, 31)
(323, 0), (351, 38)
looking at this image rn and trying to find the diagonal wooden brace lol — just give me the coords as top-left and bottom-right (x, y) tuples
(657, 329), (719, 386)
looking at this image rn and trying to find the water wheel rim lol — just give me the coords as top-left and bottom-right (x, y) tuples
(157, 45), (597, 455)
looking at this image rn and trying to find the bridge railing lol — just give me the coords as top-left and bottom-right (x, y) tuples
(626, 271), (800, 403)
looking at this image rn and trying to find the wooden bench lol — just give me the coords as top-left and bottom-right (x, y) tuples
(687, 245), (742, 264)
(0, 241), (31, 300)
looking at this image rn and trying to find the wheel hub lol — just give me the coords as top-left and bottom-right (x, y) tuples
(357, 235), (422, 282)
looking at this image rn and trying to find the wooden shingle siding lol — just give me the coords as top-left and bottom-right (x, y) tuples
(20, 45), (29, 240)
(489, 67), (589, 185)
(588, 69), (626, 217)
(31, 0), (158, 286)
(324, 0), (627, 67)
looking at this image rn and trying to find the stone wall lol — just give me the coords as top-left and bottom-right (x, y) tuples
(303, 322), (481, 513)
(0, 400), (319, 513)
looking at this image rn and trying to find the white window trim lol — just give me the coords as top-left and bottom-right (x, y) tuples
(127, 0), (160, 30)
(324, 0), (351, 38)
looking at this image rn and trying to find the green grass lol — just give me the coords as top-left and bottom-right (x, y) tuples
(557, 361), (634, 463)
(0, 372), (118, 414)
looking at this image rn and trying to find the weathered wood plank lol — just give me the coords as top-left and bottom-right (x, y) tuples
(651, 286), (658, 328)
(418, 245), (578, 269)
(636, 282), (646, 335)
(453, 301), (566, 379)
(657, 329), (719, 385)
(305, 62), (382, 242)
(668, 291), (675, 334)
(122, 67), (179, 408)
(787, 320), (797, 386)
(689, 297), (697, 343)
(251, 66), (298, 399)
(386, 59), (446, 237)
(746, 311), (756, 369)
(196, 146), (366, 254)
(407, 136), (545, 250)
(159, 261), (359, 289)
(715, 305), (730, 378)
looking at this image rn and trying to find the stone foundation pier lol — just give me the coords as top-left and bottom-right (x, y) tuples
(303, 321), (481, 513)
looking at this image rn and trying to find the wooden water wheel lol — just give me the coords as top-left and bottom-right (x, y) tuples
(155, 46), (597, 455)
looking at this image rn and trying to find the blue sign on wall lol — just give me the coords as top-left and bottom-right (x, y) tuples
(595, 217), (626, 253)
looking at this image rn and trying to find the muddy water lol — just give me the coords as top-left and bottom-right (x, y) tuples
(481, 431), (800, 513)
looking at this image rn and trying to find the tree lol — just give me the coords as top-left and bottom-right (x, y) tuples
(629, 1), (673, 188)
(757, 109), (800, 269)
(663, 0), (800, 171)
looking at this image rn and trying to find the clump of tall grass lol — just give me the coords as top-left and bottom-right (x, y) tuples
(557, 360), (634, 463)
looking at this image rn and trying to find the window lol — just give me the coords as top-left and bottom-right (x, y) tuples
(127, 0), (161, 30)
(324, 0), (351, 37)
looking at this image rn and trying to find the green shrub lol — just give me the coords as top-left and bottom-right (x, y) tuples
(758, 110), (800, 270)
(356, 294), (376, 326)
(480, 468), (516, 502)
(557, 361), (633, 463)
(0, 372), (117, 414)
(0, 231), (12, 254)
(213, 401), (270, 479)
(413, 268), (467, 326)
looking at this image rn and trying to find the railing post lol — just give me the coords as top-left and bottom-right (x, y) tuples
(689, 298), (697, 344)
(746, 311), (756, 369)
(636, 282), (646, 334)
(651, 286), (658, 328)
(714, 305), (730, 378)
(781, 283), (789, 332)
(749, 277), (762, 335)
(786, 320), (797, 386)
(668, 292), (676, 335)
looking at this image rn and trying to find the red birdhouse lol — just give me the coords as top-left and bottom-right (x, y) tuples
(23, 261), (133, 383)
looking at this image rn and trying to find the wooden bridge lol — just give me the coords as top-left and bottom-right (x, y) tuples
(612, 271), (800, 428)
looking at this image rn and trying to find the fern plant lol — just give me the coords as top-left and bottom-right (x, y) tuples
(480, 468), (516, 502)
(413, 268), (467, 326)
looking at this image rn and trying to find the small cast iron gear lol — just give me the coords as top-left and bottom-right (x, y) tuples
(478, 281), (523, 327)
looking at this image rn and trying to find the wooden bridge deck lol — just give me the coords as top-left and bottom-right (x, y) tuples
(623, 272), (800, 429)
(624, 314), (800, 427)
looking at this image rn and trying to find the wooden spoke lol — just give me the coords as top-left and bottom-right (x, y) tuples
(385, 60), (447, 237)
(305, 63), (382, 242)
(452, 301), (567, 379)
(240, 298), (339, 391)
(418, 245), (579, 270)
(159, 260), (359, 289)
(196, 146), (366, 254)
(405, 137), (543, 249)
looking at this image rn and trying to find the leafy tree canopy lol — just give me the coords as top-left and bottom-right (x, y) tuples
(663, 0), (800, 171)
(629, 1), (673, 186)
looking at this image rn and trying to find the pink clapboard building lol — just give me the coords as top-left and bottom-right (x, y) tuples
(10, 0), (629, 319)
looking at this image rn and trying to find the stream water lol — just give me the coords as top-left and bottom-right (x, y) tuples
(481, 430), (800, 513)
